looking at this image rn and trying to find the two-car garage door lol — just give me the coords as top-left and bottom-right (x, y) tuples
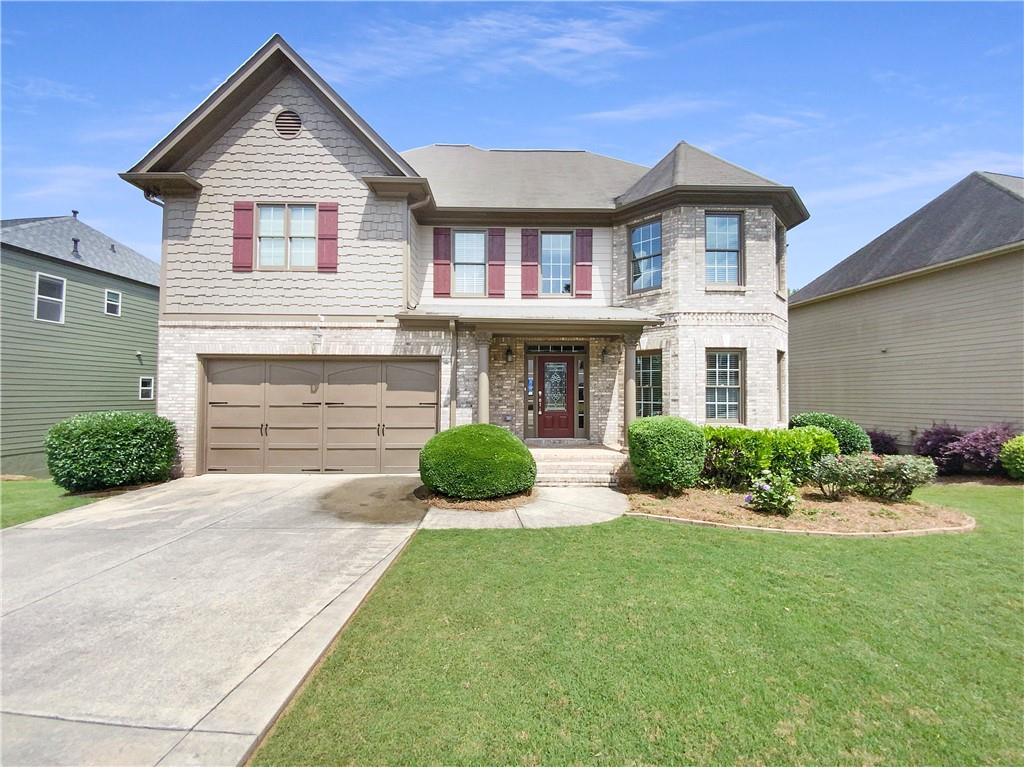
(204, 358), (439, 474)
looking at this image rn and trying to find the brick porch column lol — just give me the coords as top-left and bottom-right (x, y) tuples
(477, 334), (490, 424)
(624, 334), (638, 446)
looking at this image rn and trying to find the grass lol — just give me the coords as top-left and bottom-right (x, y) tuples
(0, 479), (98, 528)
(252, 482), (1023, 767)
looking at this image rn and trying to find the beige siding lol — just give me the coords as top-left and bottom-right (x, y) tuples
(163, 73), (407, 315)
(790, 250), (1024, 446)
(412, 223), (614, 306)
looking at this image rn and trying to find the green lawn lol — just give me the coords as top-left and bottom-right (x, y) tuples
(253, 483), (1024, 767)
(0, 479), (98, 528)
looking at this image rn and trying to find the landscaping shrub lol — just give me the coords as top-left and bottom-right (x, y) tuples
(702, 425), (839, 488)
(942, 424), (1019, 474)
(867, 429), (900, 455)
(850, 453), (937, 501)
(811, 454), (872, 500)
(419, 424), (535, 500)
(913, 423), (964, 474)
(45, 411), (178, 492)
(744, 469), (798, 516)
(999, 435), (1024, 480)
(789, 412), (871, 455)
(628, 416), (706, 491)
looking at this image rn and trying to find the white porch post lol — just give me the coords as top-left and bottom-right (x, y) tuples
(624, 335), (637, 446)
(477, 334), (490, 424)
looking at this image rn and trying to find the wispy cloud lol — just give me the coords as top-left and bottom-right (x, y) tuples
(578, 95), (726, 122)
(700, 110), (829, 152)
(309, 7), (658, 86)
(675, 21), (787, 52)
(4, 76), (93, 104)
(809, 150), (1024, 205)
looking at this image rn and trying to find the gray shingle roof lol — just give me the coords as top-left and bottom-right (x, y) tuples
(401, 145), (648, 209)
(617, 141), (781, 205)
(790, 171), (1024, 305)
(0, 216), (160, 287)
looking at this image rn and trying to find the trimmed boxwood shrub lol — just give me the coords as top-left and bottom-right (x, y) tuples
(999, 435), (1024, 480)
(702, 425), (839, 488)
(419, 424), (536, 500)
(789, 412), (871, 455)
(46, 411), (178, 492)
(628, 416), (706, 491)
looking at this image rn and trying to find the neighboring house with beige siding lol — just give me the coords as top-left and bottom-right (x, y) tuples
(789, 171), (1024, 448)
(121, 35), (808, 476)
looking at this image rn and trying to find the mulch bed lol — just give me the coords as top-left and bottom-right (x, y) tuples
(413, 485), (537, 511)
(625, 481), (973, 534)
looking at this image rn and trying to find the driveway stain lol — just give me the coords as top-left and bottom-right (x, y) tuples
(319, 477), (427, 524)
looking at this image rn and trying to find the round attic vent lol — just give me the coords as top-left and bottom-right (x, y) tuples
(274, 110), (302, 138)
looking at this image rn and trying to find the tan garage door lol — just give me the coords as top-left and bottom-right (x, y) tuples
(205, 358), (438, 474)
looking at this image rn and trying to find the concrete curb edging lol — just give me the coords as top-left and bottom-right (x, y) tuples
(624, 512), (977, 538)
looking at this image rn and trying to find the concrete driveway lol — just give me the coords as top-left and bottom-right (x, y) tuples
(1, 474), (424, 767)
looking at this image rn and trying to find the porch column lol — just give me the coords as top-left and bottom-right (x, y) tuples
(623, 335), (637, 446)
(477, 334), (490, 424)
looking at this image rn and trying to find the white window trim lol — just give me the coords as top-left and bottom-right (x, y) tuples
(705, 349), (745, 423)
(139, 376), (155, 401)
(539, 230), (575, 297)
(104, 289), (122, 317)
(34, 272), (66, 324)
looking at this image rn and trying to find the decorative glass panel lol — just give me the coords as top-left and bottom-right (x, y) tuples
(705, 214), (741, 284)
(630, 220), (662, 291)
(541, 233), (572, 294)
(636, 353), (663, 417)
(543, 362), (568, 411)
(705, 351), (742, 420)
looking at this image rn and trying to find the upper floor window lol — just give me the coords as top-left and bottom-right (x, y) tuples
(705, 213), (741, 285)
(636, 351), (663, 417)
(104, 289), (122, 317)
(706, 350), (743, 421)
(630, 219), (662, 292)
(257, 204), (316, 270)
(35, 273), (66, 324)
(453, 230), (486, 296)
(541, 232), (573, 295)
(775, 222), (786, 292)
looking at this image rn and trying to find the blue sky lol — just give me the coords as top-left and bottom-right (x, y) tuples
(2, 2), (1022, 289)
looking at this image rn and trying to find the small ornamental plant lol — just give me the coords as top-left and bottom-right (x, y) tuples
(999, 435), (1024, 480)
(941, 424), (1019, 474)
(811, 454), (869, 500)
(913, 423), (965, 474)
(867, 429), (900, 455)
(744, 469), (798, 516)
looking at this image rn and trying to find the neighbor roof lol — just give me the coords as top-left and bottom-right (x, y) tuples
(1, 216), (160, 287)
(790, 171), (1024, 305)
(401, 145), (648, 210)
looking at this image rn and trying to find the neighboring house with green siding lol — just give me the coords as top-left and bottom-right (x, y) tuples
(1, 213), (160, 475)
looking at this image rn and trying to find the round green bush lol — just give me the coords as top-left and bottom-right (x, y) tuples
(789, 412), (871, 455)
(1000, 435), (1024, 480)
(629, 416), (707, 491)
(45, 411), (179, 492)
(419, 424), (536, 500)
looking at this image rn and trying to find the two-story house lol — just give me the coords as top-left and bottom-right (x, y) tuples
(1, 214), (160, 475)
(122, 35), (808, 476)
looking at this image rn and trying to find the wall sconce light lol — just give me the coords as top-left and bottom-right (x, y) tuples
(505, 346), (513, 363)
(601, 346), (609, 363)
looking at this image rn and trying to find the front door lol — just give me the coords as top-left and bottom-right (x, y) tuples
(537, 355), (575, 438)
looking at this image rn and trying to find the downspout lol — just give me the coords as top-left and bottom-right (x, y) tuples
(448, 319), (458, 429)
(143, 189), (165, 208)
(405, 193), (433, 310)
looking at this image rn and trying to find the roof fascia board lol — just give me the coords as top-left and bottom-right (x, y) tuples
(616, 185), (809, 229)
(0, 242), (161, 288)
(790, 241), (1023, 308)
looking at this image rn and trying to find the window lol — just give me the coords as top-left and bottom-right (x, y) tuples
(139, 376), (155, 401)
(104, 290), (122, 316)
(706, 350), (743, 421)
(705, 213), (741, 284)
(35, 273), (66, 323)
(636, 352), (663, 417)
(257, 204), (316, 270)
(777, 350), (786, 421)
(453, 230), (486, 295)
(541, 232), (573, 295)
(775, 223), (786, 292)
(630, 219), (662, 292)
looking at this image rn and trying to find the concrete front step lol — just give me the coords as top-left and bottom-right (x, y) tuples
(530, 446), (630, 486)
(536, 474), (620, 487)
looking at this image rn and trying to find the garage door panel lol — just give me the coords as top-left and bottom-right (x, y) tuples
(206, 360), (265, 473)
(382, 362), (438, 474)
(324, 446), (379, 474)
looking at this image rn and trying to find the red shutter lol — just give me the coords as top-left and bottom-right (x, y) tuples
(232, 202), (254, 272)
(575, 228), (592, 299)
(487, 228), (505, 298)
(317, 202), (338, 273)
(521, 228), (539, 298)
(433, 227), (451, 297)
